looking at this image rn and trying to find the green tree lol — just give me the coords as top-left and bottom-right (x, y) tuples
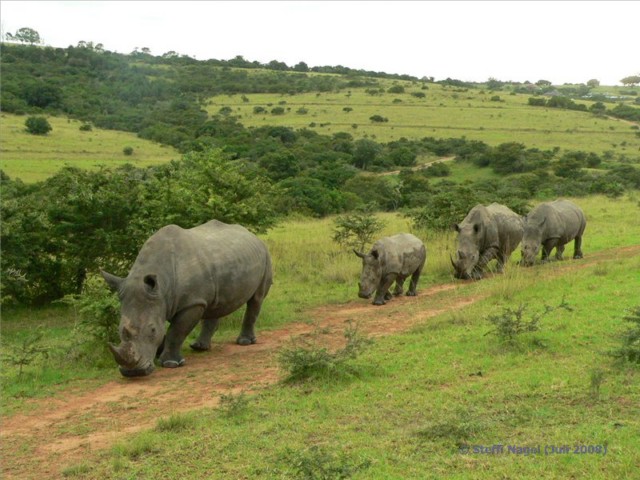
(352, 139), (382, 170)
(6, 27), (42, 45)
(620, 75), (640, 87)
(332, 204), (386, 252)
(24, 116), (52, 135)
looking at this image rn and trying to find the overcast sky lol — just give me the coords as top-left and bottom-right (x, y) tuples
(1, 1), (638, 86)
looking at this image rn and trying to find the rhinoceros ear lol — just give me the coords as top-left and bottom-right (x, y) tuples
(101, 270), (124, 293)
(371, 249), (379, 260)
(451, 223), (460, 232)
(473, 223), (481, 234)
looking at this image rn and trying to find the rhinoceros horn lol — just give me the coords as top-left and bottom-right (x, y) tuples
(353, 249), (366, 259)
(108, 342), (137, 368)
(450, 253), (457, 269)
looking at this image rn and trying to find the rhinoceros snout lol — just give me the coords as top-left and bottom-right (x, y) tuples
(118, 364), (155, 377)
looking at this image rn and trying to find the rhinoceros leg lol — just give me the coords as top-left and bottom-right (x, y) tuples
(237, 273), (272, 346)
(573, 236), (584, 259)
(190, 317), (221, 351)
(393, 276), (406, 296)
(374, 274), (396, 305)
(541, 239), (558, 263)
(406, 266), (423, 296)
(160, 305), (205, 368)
(555, 243), (565, 261)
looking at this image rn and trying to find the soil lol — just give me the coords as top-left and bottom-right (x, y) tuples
(1, 245), (638, 479)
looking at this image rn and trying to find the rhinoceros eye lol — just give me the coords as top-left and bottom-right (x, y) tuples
(144, 274), (157, 293)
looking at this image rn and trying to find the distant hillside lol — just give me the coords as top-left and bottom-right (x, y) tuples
(2, 42), (638, 154)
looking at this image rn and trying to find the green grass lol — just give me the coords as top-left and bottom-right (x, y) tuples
(206, 83), (640, 154)
(2, 194), (639, 478)
(63, 244), (640, 479)
(0, 113), (179, 182)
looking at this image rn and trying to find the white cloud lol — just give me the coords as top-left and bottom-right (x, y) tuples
(1, 0), (638, 85)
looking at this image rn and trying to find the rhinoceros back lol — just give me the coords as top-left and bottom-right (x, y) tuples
(133, 220), (272, 320)
(546, 200), (586, 242)
(374, 233), (426, 275)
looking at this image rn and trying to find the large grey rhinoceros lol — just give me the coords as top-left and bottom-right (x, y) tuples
(354, 233), (426, 306)
(101, 220), (272, 377)
(521, 199), (586, 266)
(451, 203), (524, 280)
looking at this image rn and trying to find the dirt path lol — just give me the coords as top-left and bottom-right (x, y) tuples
(2, 245), (639, 479)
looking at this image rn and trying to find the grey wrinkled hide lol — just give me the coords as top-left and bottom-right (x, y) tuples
(521, 199), (586, 266)
(102, 220), (272, 377)
(452, 203), (524, 280)
(355, 233), (426, 306)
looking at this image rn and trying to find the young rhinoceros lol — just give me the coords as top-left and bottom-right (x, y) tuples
(101, 220), (272, 377)
(354, 233), (426, 306)
(451, 203), (524, 280)
(521, 199), (586, 266)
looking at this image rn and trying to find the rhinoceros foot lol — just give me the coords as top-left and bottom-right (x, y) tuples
(573, 253), (583, 259)
(237, 336), (256, 346)
(406, 291), (417, 297)
(161, 358), (185, 368)
(190, 341), (211, 351)
(372, 298), (386, 306)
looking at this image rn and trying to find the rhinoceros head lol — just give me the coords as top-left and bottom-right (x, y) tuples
(101, 270), (166, 377)
(521, 218), (544, 266)
(451, 223), (481, 279)
(354, 249), (382, 299)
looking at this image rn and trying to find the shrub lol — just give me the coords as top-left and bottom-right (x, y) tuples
(332, 204), (386, 252)
(79, 123), (92, 132)
(253, 106), (267, 114)
(277, 445), (371, 480)
(123, 146), (134, 156)
(24, 116), (52, 135)
(369, 114), (388, 123)
(271, 106), (285, 115)
(59, 275), (120, 366)
(484, 298), (572, 346)
(1, 330), (50, 377)
(610, 306), (640, 365)
(278, 321), (372, 382)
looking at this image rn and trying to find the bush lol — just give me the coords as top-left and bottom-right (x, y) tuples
(610, 306), (640, 365)
(278, 321), (372, 382)
(332, 204), (386, 252)
(271, 106), (285, 115)
(484, 298), (572, 346)
(369, 114), (388, 123)
(123, 146), (134, 156)
(24, 116), (52, 135)
(79, 123), (92, 131)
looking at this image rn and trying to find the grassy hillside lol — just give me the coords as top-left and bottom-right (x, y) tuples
(0, 113), (179, 182)
(206, 82), (640, 153)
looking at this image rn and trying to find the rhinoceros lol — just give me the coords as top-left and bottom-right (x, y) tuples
(521, 199), (586, 266)
(354, 233), (426, 306)
(451, 203), (524, 280)
(101, 220), (272, 377)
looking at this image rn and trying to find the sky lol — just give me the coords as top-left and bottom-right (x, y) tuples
(1, 1), (638, 86)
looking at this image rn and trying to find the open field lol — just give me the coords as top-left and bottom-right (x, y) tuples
(1, 194), (639, 479)
(0, 114), (179, 182)
(206, 83), (640, 154)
